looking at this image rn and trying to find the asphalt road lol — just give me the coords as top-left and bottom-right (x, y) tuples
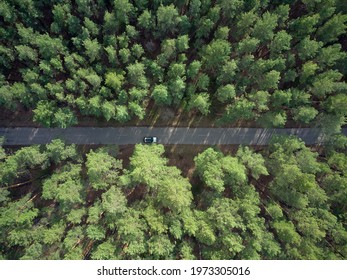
(1, 127), (346, 146)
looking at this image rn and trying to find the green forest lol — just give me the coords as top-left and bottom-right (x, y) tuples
(0, 136), (346, 259)
(0, 0), (346, 260)
(0, 0), (346, 129)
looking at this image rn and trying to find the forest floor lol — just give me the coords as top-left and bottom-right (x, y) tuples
(165, 144), (241, 179)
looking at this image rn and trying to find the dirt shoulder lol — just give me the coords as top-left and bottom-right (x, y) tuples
(0, 104), (304, 128)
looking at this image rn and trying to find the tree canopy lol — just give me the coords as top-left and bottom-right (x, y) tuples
(0, 137), (345, 260)
(0, 0), (345, 132)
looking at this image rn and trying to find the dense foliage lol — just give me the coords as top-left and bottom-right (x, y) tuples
(0, 0), (346, 261)
(0, 136), (346, 260)
(0, 0), (346, 131)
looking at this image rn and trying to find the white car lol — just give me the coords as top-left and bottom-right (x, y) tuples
(143, 136), (158, 143)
